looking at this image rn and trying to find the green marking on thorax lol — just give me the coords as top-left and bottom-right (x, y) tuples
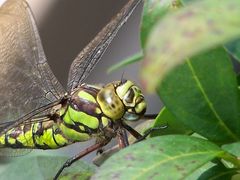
(78, 90), (96, 103)
(68, 106), (99, 129)
(63, 109), (75, 125)
(59, 124), (90, 142)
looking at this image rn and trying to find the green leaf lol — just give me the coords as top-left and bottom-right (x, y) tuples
(141, 0), (240, 92)
(198, 164), (238, 180)
(92, 135), (225, 180)
(140, 0), (180, 48)
(108, 0), (181, 73)
(150, 107), (192, 137)
(185, 162), (216, 180)
(222, 142), (240, 157)
(236, 73), (240, 86)
(225, 39), (240, 62)
(0, 155), (95, 180)
(107, 52), (143, 73)
(180, 0), (198, 5)
(158, 47), (240, 144)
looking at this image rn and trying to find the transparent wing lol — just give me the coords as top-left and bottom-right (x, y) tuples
(67, 0), (141, 91)
(0, 0), (66, 131)
(0, 0), (66, 156)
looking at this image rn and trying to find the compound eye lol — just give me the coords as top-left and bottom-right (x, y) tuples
(124, 88), (135, 103)
(135, 95), (144, 104)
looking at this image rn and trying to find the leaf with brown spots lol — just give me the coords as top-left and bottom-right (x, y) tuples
(141, 0), (240, 92)
(107, 0), (179, 73)
(141, 0), (181, 48)
(92, 135), (230, 179)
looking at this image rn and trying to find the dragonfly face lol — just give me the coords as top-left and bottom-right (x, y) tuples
(116, 80), (146, 121)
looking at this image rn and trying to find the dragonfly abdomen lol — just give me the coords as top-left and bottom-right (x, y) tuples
(0, 120), (69, 149)
(0, 84), (113, 149)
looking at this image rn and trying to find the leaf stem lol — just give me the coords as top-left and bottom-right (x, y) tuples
(220, 152), (240, 169)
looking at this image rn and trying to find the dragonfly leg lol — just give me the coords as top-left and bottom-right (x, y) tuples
(121, 122), (143, 139)
(96, 148), (104, 155)
(54, 142), (105, 180)
(117, 128), (129, 149)
(142, 114), (158, 119)
(134, 125), (168, 143)
(122, 122), (168, 143)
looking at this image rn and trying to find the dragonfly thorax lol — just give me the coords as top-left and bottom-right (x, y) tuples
(59, 80), (146, 143)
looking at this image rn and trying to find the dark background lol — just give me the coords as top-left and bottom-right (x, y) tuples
(30, 0), (141, 86)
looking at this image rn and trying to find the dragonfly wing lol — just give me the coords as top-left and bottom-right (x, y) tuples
(0, 0), (65, 127)
(67, 0), (141, 92)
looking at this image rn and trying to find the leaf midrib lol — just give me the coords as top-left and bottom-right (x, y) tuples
(131, 150), (223, 179)
(186, 60), (239, 141)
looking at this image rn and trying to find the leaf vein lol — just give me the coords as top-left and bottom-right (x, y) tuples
(186, 60), (239, 140)
(132, 151), (222, 180)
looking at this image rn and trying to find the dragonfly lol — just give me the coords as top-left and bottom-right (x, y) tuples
(0, 0), (159, 179)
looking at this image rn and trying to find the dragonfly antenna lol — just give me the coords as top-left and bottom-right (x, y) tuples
(121, 71), (126, 84)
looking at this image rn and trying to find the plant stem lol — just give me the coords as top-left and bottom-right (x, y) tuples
(220, 152), (240, 169)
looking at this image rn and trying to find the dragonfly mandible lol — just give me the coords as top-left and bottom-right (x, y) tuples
(0, 0), (154, 179)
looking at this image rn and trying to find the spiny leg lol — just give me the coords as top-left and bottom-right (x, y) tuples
(133, 125), (168, 143)
(122, 128), (129, 146)
(96, 148), (104, 155)
(122, 122), (167, 143)
(54, 142), (105, 180)
(96, 128), (129, 155)
(141, 114), (158, 120)
(117, 128), (129, 149)
(120, 113), (159, 139)
(121, 122), (143, 139)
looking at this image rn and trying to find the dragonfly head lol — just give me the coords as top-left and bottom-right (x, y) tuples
(97, 80), (146, 122)
(115, 80), (147, 121)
